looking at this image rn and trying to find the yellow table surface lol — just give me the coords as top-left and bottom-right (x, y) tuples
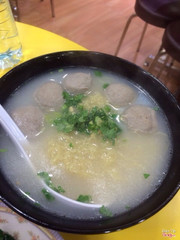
(0, 22), (179, 240)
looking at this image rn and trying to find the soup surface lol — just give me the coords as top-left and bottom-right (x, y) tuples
(0, 67), (172, 219)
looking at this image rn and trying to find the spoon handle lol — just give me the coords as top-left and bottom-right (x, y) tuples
(0, 104), (27, 142)
(0, 104), (30, 161)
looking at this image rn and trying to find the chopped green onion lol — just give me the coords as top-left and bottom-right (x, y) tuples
(38, 171), (65, 194)
(53, 91), (121, 144)
(41, 188), (55, 201)
(56, 185), (65, 193)
(25, 192), (30, 196)
(103, 83), (109, 89)
(125, 205), (131, 210)
(37, 171), (51, 185)
(69, 142), (73, 148)
(99, 205), (113, 217)
(94, 70), (102, 77)
(58, 68), (64, 72)
(34, 202), (41, 207)
(0, 148), (7, 152)
(144, 173), (150, 179)
(76, 195), (92, 203)
(0, 229), (15, 240)
(153, 106), (159, 111)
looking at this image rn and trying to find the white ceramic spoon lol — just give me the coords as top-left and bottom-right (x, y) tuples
(0, 104), (101, 209)
(0, 104), (29, 160)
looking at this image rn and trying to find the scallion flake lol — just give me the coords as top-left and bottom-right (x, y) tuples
(144, 173), (150, 179)
(76, 195), (92, 203)
(99, 205), (113, 217)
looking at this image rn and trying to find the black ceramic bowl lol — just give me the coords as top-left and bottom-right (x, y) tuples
(0, 51), (179, 234)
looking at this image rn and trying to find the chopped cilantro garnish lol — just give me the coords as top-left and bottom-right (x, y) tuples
(99, 205), (113, 217)
(69, 142), (73, 148)
(144, 173), (150, 179)
(34, 201), (41, 207)
(38, 171), (51, 185)
(0, 148), (7, 152)
(63, 91), (84, 107)
(0, 229), (15, 240)
(103, 83), (109, 89)
(41, 188), (55, 201)
(38, 171), (65, 194)
(53, 91), (121, 144)
(25, 192), (30, 196)
(153, 106), (159, 111)
(56, 185), (66, 193)
(94, 70), (102, 77)
(103, 105), (111, 112)
(125, 205), (131, 210)
(77, 195), (92, 203)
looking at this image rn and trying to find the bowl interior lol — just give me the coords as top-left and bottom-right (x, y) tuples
(0, 51), (179, 234)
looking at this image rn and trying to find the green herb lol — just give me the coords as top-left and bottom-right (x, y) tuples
(41, 188), (55, 201)
(34, 201), (41, 207)
(25, 192), (30, 196)
(125, 205), (131, 210)
(99, 205), (113, 217)
(77, 195), (92, 203)
(0, 149), (7, 152)
(122, 139), (127, 142)
(94, 70), (102, 77)
(58, 68), (64, 72)
(103, 83), (109, 89)
(144, 173), (150, 179)
(38, 171), (51, 185)
(0, 229), (15, 240)
(38, 171), (65, 193)
(153, 106), (159, 111)
(69, 142), (73, 148)
(53, 92), (121, 144)
(103, 105), (111, 112)
(63, 91), (85, 107)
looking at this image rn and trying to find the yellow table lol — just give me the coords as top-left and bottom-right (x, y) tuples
(0, 22), (179, 240)
(0, 21), (86, 77)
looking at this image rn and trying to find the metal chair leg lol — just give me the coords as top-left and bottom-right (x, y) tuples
(50, 0), (55, 17)
(114, 13), (137, 56)
(41, 0), (55, 17)
(157, 54), (170, 79)
(136, 22), (148, 52)
(147, 44), (163, 73)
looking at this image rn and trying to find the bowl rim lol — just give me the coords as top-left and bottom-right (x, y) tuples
(0, 50), (179, 234)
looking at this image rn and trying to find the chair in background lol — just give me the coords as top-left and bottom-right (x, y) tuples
(148, 20), (180, 100)
(114, 0), (180, 58)
(41, 0), (55, 18)
(9, 0), (55, 21)
(9, 0), (19, 21)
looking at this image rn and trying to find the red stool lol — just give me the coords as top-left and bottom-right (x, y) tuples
(115, 0), (180, 57)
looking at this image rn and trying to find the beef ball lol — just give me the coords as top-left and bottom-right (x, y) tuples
(62, 72), (92, 94)
(122, 105), (157, 133)
(11, 106), (44, 138)
(34, 81), (63, 109)
(105, 83), (136, 107)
